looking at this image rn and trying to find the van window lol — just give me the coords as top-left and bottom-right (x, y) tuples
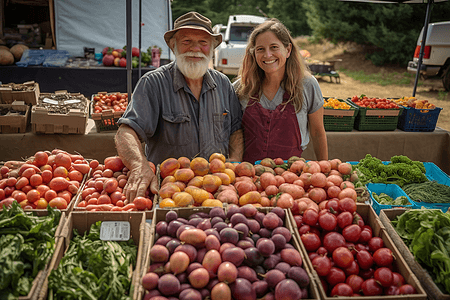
(229, 25), (256, 42)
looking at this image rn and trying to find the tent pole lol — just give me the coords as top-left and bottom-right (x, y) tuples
(126, 0), (133, 99)
(412, 0), (434, 97)
(167, 0), (171, 61)
(138, 0), (142, 78)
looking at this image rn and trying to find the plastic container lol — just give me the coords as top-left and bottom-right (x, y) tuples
(366, 183), (414, 214)
(424, 162), (450, 185)
(346, 99), (403, 131)
(323, 98), (358, 131)
(397, 106), (442, 132)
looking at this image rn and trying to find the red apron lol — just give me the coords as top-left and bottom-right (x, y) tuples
(242, 91), (303, 163)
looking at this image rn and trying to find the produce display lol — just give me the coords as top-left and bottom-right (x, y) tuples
(158, 153), (236, 208)
(0, 202), (62, 298)
(142, 206), (313, 300)
(101, 45), (161, 68)
(402, 181), (450, 204)
(323, 97), (351, 109)
(48, 221), (138, 299)
(371, 192), (411, 206)
(294, 204), (419, 297)
(92, 92), (129, 114)
(391, 209), (450, 294)
(351, 154), (428, 187)
(76, 156), (155, 211)
(393, 96), (436, 109)
(350, 95), (400, 109)
(0, 149), (91, 210)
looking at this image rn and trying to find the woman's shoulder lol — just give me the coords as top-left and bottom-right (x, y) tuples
(302, 73), (320, 89)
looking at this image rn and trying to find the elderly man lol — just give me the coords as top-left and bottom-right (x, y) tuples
(115, 12), (244, 201)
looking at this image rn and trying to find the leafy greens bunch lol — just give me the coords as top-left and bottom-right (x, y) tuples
(0, 201), (61, 299)
(48, 221), (137, 300)
(353, 154), (427, 187)
(392, 209), (450, 294)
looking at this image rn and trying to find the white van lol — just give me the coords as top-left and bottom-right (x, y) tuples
(213, 15), (267, 76)
(407, 21), (450, 91)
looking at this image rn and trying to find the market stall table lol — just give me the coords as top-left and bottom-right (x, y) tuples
(1, 121), (449, 174)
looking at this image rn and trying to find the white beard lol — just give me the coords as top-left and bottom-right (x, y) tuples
(174, 44), (213, 80)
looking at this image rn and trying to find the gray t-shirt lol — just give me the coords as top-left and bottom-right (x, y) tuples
(235, 75), (323, 149)
(118, 61), (242, 164)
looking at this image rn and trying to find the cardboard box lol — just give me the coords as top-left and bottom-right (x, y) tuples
(31, 92), (90, 134)
(0, 81), (40, 105)
(37, 211), (150, 300)
(136, 207), (321, 300)
(288, 204), (427, 300)
(14, 210), (66, 300)
(0, 100), (30, 133)
(380, 209), (450, 300)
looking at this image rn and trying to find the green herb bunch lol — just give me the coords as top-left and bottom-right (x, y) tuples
(48, 221), (137, 300)
(0, 202), (61, 298)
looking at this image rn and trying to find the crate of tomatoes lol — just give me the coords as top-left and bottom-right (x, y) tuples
(91, 92), (129, 132)
(348, 95), (403, 131)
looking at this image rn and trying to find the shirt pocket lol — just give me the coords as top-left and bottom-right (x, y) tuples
(161, 114), (191, 146)
(213, 111), (230, 143)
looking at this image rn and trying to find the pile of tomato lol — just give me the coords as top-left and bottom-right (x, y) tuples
(93, 92), (128, 114)
(350, 95), (400, 109)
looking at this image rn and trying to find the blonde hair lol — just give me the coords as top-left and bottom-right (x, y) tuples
(235, 19), (310, 113)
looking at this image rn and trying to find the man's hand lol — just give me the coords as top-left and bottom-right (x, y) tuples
(115, 124), (159, 202)
(124, 162), (158, 202)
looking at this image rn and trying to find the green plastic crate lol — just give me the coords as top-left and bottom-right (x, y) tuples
(323, 98), (358, 131)
(346, 99), (403, 131)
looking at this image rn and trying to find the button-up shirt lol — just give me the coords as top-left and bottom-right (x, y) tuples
(118, 61), (242, 164)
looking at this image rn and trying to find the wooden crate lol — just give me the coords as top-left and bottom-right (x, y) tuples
(0, 101), (30, 133)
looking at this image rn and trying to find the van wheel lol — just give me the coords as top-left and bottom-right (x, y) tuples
(443, 65), (450, 91)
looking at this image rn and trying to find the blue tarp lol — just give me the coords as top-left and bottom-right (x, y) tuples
(16, 49), (70, 67)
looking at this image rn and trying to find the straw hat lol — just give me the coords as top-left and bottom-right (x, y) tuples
(164, 12), (222, 50)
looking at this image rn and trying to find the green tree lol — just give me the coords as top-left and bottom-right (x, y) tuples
(303, 0), (450, 66)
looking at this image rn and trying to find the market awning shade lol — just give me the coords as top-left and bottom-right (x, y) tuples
(340, 0), (449, 96)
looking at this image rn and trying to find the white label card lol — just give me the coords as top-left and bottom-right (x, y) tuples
(42, 98), (59, 105)
(64, 99), (81, 105)
(100, 221), (130, 241)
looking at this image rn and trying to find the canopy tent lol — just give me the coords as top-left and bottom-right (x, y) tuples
(54, 0), (172, 60)
(341, 0), (448, 97)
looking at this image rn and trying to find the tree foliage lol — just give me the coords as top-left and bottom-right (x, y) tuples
(170, 0), (450, 66)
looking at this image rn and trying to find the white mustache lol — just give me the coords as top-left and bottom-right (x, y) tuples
(179, 51), (208, 60)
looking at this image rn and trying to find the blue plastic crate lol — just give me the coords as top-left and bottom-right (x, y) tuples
(366, 183), (414, 215)
(423, 162), (450, 185)
(397, 106), (442, 132)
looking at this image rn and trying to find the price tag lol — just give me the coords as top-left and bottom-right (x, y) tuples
(42, 98), (59, 105)
(100, 221), (130, 241)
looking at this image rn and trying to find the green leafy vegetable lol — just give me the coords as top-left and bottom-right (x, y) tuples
(353, 154), (427, 187)
(392, 209), (450, 293)
(0, 202), (61, 299)
(372, 192), (411, 205)
(48, 221), (137, 300)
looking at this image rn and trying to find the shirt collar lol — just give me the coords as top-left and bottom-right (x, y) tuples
(172, 61), (217, 93)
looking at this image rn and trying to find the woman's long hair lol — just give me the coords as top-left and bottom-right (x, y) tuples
(235, 19), (310, 113)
